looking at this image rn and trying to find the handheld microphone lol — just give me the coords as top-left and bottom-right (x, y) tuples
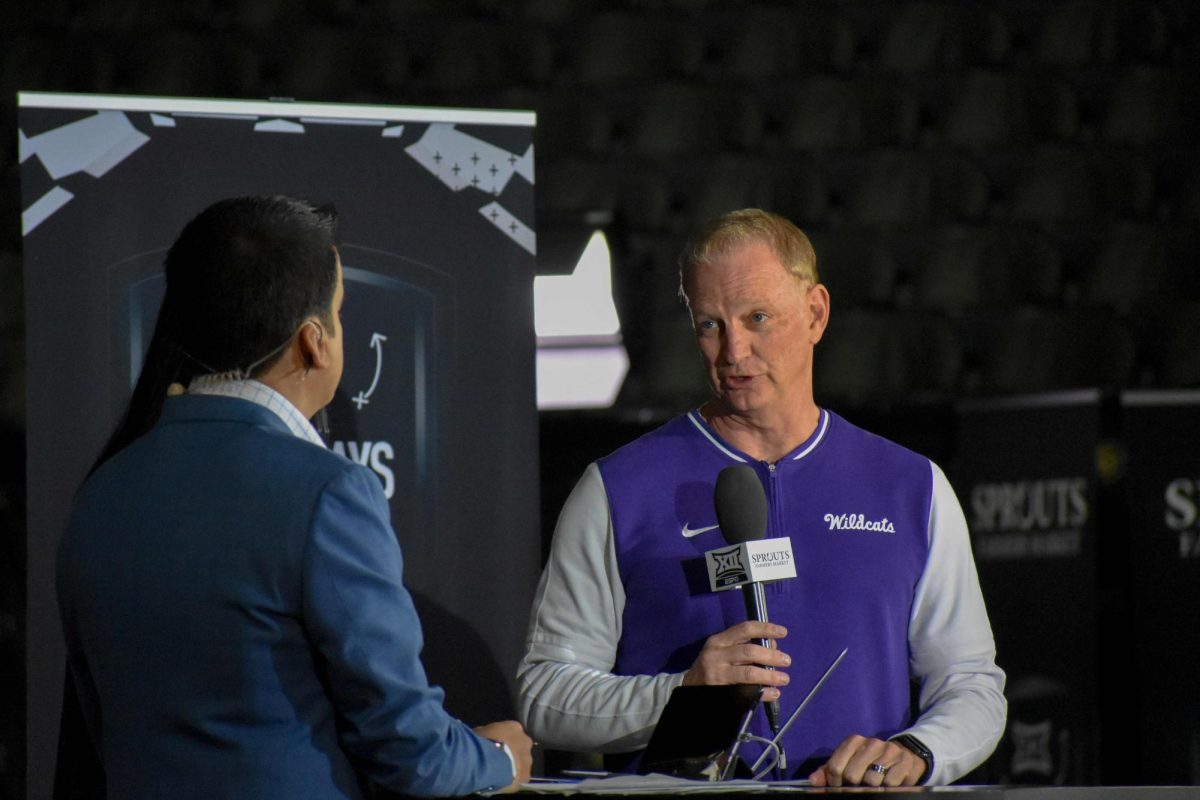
(713, 465), (768, 546)
(710, 465), (790, 738)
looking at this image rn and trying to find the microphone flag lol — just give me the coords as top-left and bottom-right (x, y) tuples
(705, 538), (797, 592)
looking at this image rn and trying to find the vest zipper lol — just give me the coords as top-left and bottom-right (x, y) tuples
(766, 461), (778, 532)
(765, 462), (782, 594)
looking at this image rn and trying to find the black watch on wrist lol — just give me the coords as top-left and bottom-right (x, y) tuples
(890, 733), (934, 784)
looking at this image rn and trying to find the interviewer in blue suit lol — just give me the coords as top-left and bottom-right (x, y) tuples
(56, 195), (532, 798)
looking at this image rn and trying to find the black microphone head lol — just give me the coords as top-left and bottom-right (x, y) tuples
(713, 465), (768, 545)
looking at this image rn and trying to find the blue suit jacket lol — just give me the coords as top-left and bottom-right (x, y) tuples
(58, 394), (511, 798)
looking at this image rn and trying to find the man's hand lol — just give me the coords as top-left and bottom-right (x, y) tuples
(681, 621), (790, 702)
(808, 734), (927, 787)
(474, 720), (533, 792)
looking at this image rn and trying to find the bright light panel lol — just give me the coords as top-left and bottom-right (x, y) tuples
(534, 232), (621, 338)
(537, 346), (630, 410)
(534, 230), (629, 409)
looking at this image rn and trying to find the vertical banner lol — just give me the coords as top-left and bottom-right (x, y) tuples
(954, 392), (1102, 784)
(19, 93), (539, 797)
(1121, 390), (1200, 784)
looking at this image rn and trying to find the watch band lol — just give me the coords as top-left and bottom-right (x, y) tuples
(890, 733), (934, 784)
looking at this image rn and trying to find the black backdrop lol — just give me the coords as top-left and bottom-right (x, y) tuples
(1121, 391), (1200, 784)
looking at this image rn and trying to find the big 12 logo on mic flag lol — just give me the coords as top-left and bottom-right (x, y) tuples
(706, 537), (797, 592)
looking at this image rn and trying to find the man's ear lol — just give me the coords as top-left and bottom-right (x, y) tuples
(298, 320), (329, 370)
(808, 283), (831, 344)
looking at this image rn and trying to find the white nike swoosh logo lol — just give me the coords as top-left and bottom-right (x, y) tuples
(681, 523), (720, 538)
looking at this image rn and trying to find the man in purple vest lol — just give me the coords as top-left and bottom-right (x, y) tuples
(518, 209), (1005, 786)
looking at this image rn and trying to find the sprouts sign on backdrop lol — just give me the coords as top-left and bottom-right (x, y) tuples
(19, 92), (539, 795)
(954, 392), (1102, 785)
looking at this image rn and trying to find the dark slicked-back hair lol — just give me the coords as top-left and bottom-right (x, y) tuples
(91, 195), (340, 472)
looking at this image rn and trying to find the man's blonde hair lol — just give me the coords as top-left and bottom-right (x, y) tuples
(678, 209), (818, 301)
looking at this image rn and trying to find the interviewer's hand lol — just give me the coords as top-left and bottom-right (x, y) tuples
(474, 720), (533, 792)
(808, 734), (926, 787)
(681, 621), (790, 702)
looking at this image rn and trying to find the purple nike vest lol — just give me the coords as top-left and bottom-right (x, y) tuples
(597, 410), (932, 775)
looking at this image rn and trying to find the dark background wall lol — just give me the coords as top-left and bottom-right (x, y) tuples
(2, 1), (1199, 797)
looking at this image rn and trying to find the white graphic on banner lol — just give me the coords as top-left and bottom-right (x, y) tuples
(22, 187), (75, 236)
(352, 333), (388, 410)
(479, 201), (535, 255)
(331, 440), (396, 499)
(254, 118), (305, 134)
(17, 106), (538, 246)
(18, 111), (150, 233)
(406, 123), (536, 254)
(19, 110), (149, 179)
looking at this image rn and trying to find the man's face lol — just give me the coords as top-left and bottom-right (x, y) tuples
(687, 241), (826, 417)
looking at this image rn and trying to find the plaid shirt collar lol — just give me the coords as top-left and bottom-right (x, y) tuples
(186, 376), (326, 449)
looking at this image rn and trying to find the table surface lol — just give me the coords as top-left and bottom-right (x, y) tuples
(513, 779), (1200, 799)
